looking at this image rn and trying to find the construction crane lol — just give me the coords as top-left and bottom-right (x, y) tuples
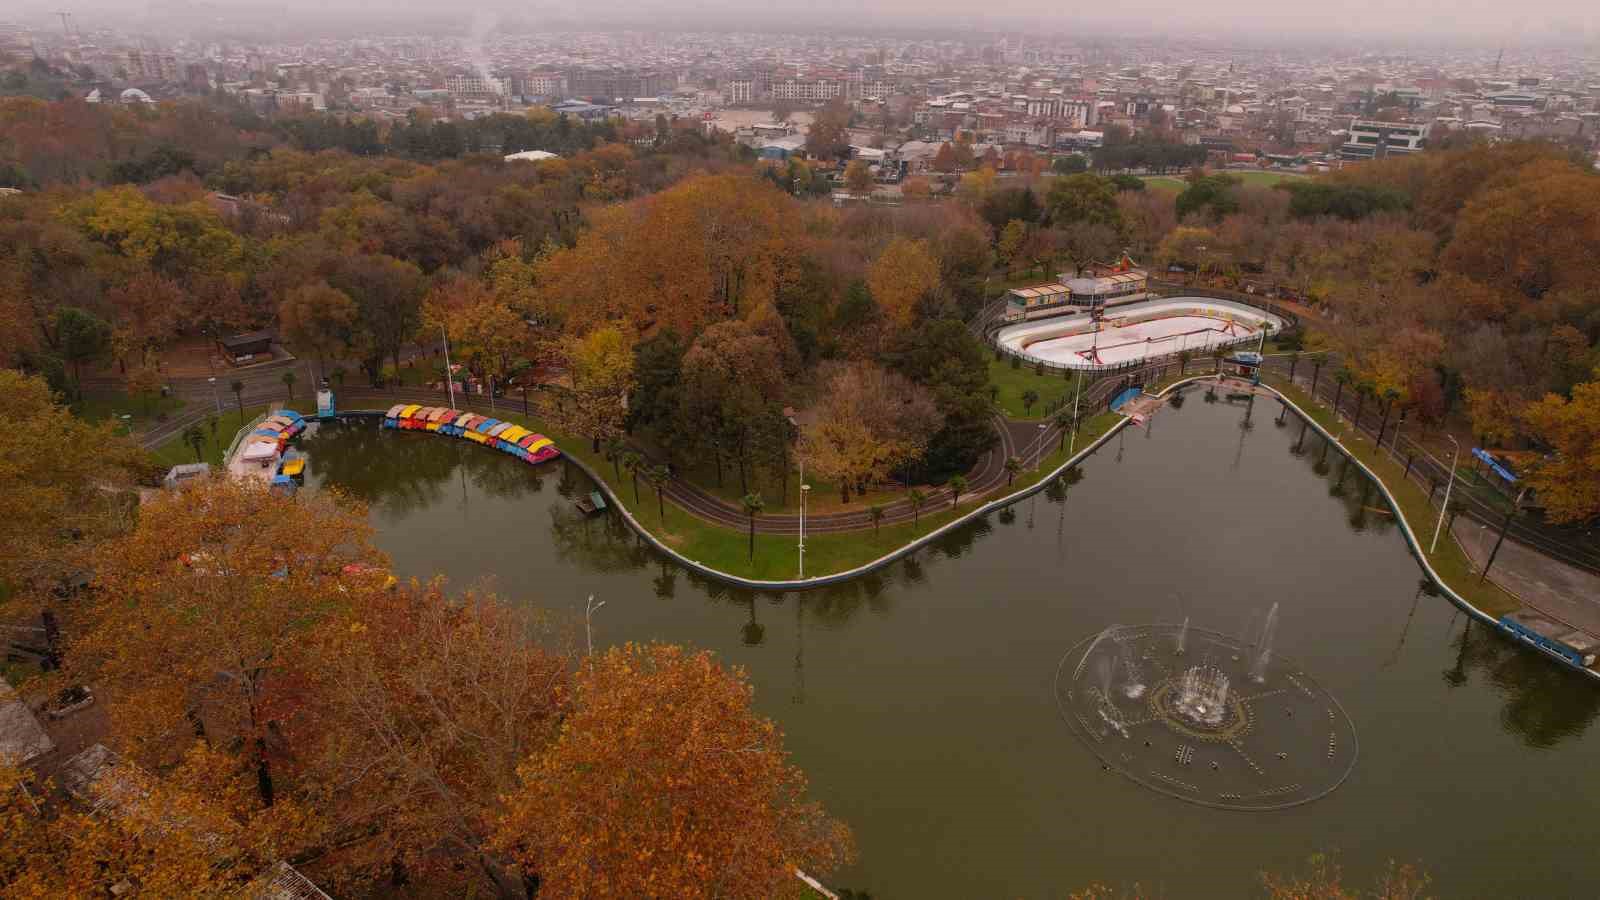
(56, 11), (77, 37)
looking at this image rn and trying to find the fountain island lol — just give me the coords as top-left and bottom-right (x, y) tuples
(1056, 619), (1358, 811)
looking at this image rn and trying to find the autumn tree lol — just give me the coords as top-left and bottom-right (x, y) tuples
(932, 142), (958, 173)
(0, 371), (142, 605)
(298, 583), (572, 893)
(329, 253), (427, 387)
(424, 277), (528, 407)
(1057, 222), (1124, 277)
(492, 643), (854, 899)
(675, 315), (793, 491)
(70, 478), (385, 806)
(1520, 377), (1600, 525)
(555, 325), (634, 452)
(1, 748), (308, 897)
(535, 174), (799, 337)
(798, 361), (940, 502)
(278, 280), (357, 381)
(804, 100), (852, 162)
(867, 237), (940, 330)
(844, 159), (873, 196)
(997, 219), (1027, 273)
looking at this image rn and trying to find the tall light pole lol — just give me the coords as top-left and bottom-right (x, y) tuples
(584, 594), (606, 655)
(1069, 369), (1084, 455)
(207, 376), (221, 414)
(1036, 422), (1047, 470)
(798, 482), (811, 580)
(1429, 435), (1460, 554)
(440, 323), (456, 410)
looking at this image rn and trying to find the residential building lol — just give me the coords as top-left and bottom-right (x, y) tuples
(1339, 119), (1430, 160)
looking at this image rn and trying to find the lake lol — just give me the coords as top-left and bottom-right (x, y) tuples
(299, 390), (1600, 897)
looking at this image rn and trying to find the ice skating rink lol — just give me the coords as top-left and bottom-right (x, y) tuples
(994, 297), (1286, 370)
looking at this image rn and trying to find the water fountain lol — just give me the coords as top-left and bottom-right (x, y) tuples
(1056, 622), (1359, 811)
(1173, 663), (1231, 726)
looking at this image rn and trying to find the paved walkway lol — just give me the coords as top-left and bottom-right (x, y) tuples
(1453, 518), (1600, 637)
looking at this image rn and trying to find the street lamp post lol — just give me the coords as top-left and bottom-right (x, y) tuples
(1429, 435), (1460, 554)
(1036, 422), (1047, 470)
(440, 323), (456, 410)
(207, 376), (221, 415)
(1069, 370), (1083, 455)
(798, 483), (811, 580)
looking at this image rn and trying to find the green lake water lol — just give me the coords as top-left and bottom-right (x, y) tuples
(299, 392), (1600, 898)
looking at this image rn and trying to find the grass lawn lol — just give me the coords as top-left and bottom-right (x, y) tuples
(469, 403), (1127, 581)
(73, 387), (185, 433)
(1142, 171), (1305, 194)
(150, 404), (273, 468)
(1141, 176), (1187, 194)
(988, 357), (1082, 419)
(1227, 170), (1305, 187)
(1263, 373), (1518, 617)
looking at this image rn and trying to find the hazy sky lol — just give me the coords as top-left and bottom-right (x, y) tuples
(15, 0), (1600, 45)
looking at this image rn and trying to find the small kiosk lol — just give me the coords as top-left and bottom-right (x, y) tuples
(1225, 351), (1264, 384)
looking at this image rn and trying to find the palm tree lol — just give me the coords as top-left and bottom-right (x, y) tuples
(1287, 351), (1302, 385)
(182, 424), (206, 463)
(230, 379), (245, 424)
(1331, 369), (1352, 417)
(647, 465), (669, 522)
(1004, 455), (1022, 486)
(1021, 389), (1039, 416)
(988, 384), (1000, 405)
(602, 437), (624, 481)
(741, 493), (765, 561)
(1309, 359), (1324, 398)
(1177, 349), (1193, 376)
(868, 504), (885, 534)
(948, 474), (967, 509)
(1352, 381), (1374, 434)
(281, 369), (296, 402)
(1376, 387), (1401, 445)
(205, 414), (219, 447)
(1054, 408), (1074, 451)
(621, 451), (642, 503)
(908, 488), (927, 525)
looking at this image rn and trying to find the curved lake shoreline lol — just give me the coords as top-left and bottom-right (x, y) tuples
(293, 395), (1600, 897)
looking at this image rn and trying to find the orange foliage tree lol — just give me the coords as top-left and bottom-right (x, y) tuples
(493, 643), (854, 899)
(535, 174), (800, 338)
(296, 583), (573, 892)
(70, 478), (385, 806)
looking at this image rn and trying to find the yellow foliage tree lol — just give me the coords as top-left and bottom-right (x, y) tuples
(867, 236), (940, 330)
(1521, 378), (1600, 525)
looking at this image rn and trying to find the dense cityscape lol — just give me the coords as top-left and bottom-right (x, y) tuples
(2, 5), (1600, 899)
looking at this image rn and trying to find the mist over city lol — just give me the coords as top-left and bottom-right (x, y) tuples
(3, 1), (1600, 899)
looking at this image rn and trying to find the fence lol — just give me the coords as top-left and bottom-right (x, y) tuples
(1260, 357), (1600, 577)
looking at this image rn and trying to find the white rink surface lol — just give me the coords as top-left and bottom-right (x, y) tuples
(995, 297), (1285, 370)
(1027, 315), (1255, 366)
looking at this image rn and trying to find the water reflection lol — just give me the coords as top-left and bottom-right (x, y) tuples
(1447, 618), (1600, 748)
(301, 422), (543, 515)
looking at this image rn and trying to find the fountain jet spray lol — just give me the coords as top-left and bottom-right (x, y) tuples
(1251, 602), (1280, 682)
